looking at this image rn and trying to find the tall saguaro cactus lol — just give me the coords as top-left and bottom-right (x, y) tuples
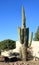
(18, 6), (33, 61)
(18, 6), (28, 61)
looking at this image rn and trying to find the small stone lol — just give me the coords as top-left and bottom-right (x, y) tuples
(26, 63), (29, 65)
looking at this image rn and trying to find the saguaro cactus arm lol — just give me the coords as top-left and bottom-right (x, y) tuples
(18, 27), (21, 41)
(28, 32), (33, 47)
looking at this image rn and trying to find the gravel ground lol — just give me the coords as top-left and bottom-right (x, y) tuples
(0, 61), (39, 65)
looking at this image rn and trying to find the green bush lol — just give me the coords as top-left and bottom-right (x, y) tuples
(0, 39), (16, 50)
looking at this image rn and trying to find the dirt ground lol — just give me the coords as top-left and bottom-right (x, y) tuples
(0, 61), (39, 65)
(0, 56), (39, 65)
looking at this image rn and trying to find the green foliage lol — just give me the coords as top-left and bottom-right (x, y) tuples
(34, 26), (39, 41)
(0, 39), (16, 50)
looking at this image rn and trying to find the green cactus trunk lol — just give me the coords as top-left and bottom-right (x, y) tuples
(21, 44), (27, 61)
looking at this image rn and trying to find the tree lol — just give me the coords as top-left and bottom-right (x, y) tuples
(0, 39), (16, 50)
(34, 26), (39, 41)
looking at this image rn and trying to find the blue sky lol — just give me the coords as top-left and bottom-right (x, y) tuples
(0, 0), (39, 41)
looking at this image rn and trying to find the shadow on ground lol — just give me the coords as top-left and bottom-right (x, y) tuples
(4, 57), (21, 62)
